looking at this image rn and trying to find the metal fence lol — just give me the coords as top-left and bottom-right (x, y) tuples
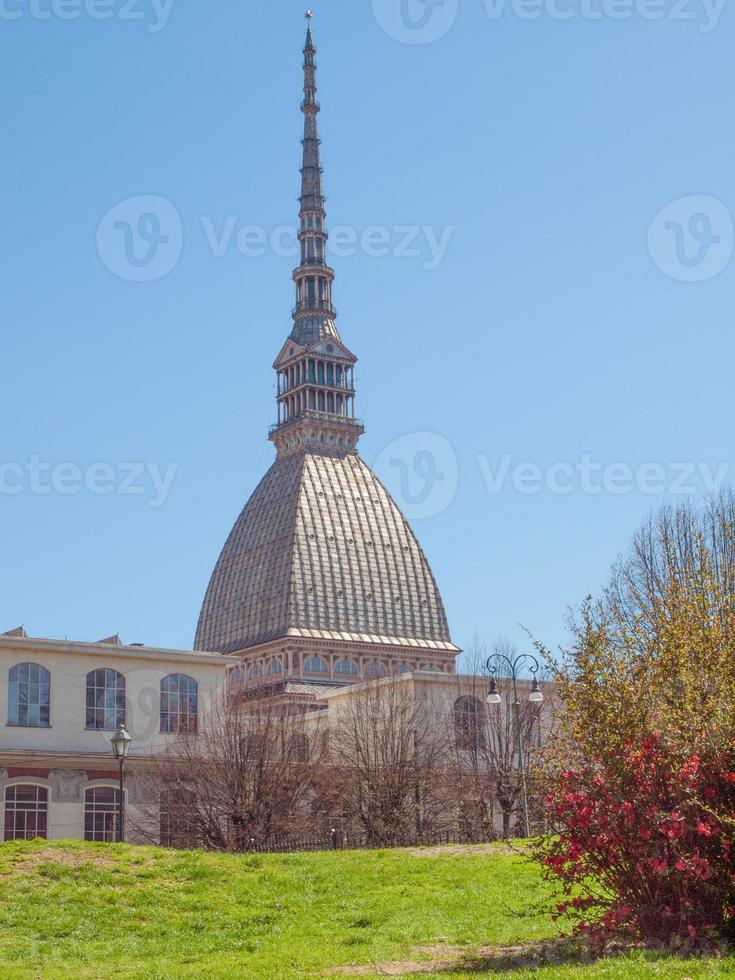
(233, 828), (498, 854)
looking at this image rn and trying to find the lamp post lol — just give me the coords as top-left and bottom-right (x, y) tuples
(111, 723), (132, 843)
(485, 652), (543, 838)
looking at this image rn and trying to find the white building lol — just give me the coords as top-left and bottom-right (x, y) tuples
(0, 628), (235, 843)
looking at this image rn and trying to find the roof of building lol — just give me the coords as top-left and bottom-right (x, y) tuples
(195, 451), (454, 654)
(0, 632), (238, 665)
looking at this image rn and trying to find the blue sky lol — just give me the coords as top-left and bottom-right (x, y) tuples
(1, 0), (733, 663)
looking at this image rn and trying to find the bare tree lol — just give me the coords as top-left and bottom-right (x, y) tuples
(325, 674), (450, 846)
(544, 489), (735, 764)
(146, 687), (325, 851)
(606, 490), (735, 646)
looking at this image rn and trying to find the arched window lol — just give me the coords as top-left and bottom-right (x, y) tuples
(4, 785), (48, 840)
(303, 655), (328, 674)
(247, 663), (263, 681)
(266, 659), (283, 675)
(85, 668), (125, 731)
(454, 696), (487, 751)
(397, 662), (411, 674)
(364, 660), (386, 678)
(160, 674), (198, 734)
(8, 663), (50, 728)
(334, 659), (358, 676)
(84, 786), (120, 842)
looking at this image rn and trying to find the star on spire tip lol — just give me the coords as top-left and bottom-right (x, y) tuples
(305, 9), (313, 20)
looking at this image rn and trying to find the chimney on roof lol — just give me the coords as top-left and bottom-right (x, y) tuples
(2, 626), (28, 638)
(97, 634), (122, 646)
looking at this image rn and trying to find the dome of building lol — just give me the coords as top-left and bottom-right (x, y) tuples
(195, 451), (452, 654)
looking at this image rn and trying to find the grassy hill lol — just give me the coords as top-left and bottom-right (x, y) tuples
(0, 840), (733, 978)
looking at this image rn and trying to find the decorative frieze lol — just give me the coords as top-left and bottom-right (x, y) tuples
(49, 769), (86, 802)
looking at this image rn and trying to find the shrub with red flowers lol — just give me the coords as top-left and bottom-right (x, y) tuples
(534, 493), (735, 947)
(536, 734), (735, 946)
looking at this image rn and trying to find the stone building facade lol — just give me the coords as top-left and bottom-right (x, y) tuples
(0, 629), (235, 842)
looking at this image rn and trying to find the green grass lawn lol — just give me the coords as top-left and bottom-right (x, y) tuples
(0, 840), (733, 979)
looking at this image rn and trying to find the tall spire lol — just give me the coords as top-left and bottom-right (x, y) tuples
(269, 17), (364, 460)
(300, 13), (322, 214)
(291, 14), (338, 346)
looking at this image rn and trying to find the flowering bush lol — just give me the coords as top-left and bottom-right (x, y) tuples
(534, 495), (735, 947)
(537, 733), (735, 946)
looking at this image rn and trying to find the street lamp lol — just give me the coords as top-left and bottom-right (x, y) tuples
(486, 678), (501, 705)
(485, 652), (543, 838)
(111, 723), (132, 843)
